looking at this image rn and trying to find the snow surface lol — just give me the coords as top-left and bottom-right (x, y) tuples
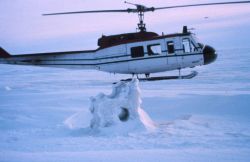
(0, 48), (250, 162)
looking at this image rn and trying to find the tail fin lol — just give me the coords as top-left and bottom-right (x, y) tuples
(0, 47), (11, 58)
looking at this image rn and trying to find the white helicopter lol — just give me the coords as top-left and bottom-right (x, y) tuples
(1, 1), (250, 81)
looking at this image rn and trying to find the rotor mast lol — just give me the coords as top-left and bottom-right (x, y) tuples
(124, 1), (149, 32)
(137, 10), (146, 32)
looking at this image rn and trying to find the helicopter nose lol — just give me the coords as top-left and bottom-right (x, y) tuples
(203, 45), (217, 65)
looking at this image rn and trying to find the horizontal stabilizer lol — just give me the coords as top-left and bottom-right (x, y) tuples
(0, 47), (11, 58)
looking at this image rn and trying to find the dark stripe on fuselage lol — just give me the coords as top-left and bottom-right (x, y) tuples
(19, 48), (198, 62)
(19, 53), (203, 66)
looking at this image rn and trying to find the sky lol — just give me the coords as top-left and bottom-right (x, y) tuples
(0, 0), (250, 54)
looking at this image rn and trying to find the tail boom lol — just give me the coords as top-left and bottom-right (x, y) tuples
(0, 47), (97, 70)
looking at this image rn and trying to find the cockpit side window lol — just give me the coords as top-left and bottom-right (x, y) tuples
(131, 46), (144, 58)
(147, 44), (161, 55)
(167, 41), (175, 54)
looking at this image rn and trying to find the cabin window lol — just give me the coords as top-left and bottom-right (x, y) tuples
(182, 38), (196, 53)
(131, 46), (144, 58)
(167, 41), (175, 54)
(147, 44), (161, 55)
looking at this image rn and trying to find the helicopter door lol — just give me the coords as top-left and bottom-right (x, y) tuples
(181, 38), (196, 66)
(127, 44), (145, 73)
(175, 37), (186, 68)
(166, 40), (178, 69)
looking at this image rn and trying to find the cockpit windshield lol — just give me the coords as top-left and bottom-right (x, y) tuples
(191, 34), (204, 49)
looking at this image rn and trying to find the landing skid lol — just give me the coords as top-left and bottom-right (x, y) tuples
(114, 71), (198, 83)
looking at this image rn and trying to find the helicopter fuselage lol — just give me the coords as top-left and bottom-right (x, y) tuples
(0, 30), (217, 75)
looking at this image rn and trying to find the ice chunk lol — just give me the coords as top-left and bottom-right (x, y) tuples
(89, 78), (156, 133)
(64, 78), (156, 134)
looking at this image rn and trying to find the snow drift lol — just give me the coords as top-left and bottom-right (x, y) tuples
(65, 78), (156, 134)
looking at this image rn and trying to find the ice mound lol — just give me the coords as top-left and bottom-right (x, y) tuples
(65, 78), (156, 134)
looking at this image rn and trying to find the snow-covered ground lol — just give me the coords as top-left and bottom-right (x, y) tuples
(0, 48), (250, 162)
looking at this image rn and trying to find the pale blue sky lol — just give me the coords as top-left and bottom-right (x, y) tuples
(1, 0), (250, 54)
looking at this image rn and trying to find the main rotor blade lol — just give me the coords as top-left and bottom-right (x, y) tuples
(155, 1), (250, 10)
(43, 1), (250, 16)
(43, 9), (131, 16)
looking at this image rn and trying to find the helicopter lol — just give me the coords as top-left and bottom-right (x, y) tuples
(1, 1), (250, 81)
